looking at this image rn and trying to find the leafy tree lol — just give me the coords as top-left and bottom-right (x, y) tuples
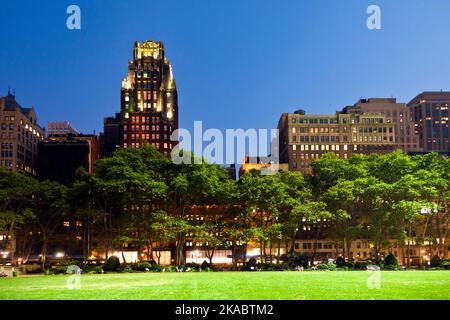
(33, 180), (69, 269)
(0, 168), (37, 264)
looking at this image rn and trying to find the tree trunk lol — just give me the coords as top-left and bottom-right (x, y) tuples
(41, 232), (48, 271)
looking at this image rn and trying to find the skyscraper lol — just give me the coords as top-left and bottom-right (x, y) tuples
(120, 40), (178, 154)
(407, 92), (450, 153)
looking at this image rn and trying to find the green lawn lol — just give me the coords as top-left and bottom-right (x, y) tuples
(1, 271), (450, 300)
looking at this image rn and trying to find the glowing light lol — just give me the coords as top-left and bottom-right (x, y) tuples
(55, 252), (65, 258)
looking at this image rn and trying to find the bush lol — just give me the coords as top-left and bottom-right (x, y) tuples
(336, 256), (346, 268)
(82, 265), (104, 274)
(131, 261), (154, 271)
(345, 262), (354, 269)
(317, 263), (337, 271)
(103, 256), (121, 272)
(354, 262), (368, 270)
(62, 259), (82, 267)
(165, 265), (176, 272)
(441, 259), (450, 270)
(51, 266), (68, 275)
(279, 253), (309, 269)
(384, 254), (398, 267)
(383, 264), (399, 271)
(201, 260), (211, 270)
(256, 263), (282, 271)
(245, 258), (258, 271)
(281, 262), (294, 271)
(116, 264), (132, 273)
(430, 255), (442, 268)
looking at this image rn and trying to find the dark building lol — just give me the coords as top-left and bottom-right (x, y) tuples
(38, 133), (100, 184)
(102, 40), (179, 157)
(407, 92), (450, 152)
(100, 113), (122, 157)
(0, 90), (44, 175)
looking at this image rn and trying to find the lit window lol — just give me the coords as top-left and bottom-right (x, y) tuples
(63, 221), (70, 227)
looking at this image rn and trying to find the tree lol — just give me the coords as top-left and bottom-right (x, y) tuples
(0, 168), (37, 265)
(33, 180), (69, 269)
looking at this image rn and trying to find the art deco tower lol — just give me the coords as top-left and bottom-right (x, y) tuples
(120, 40), (178, 154)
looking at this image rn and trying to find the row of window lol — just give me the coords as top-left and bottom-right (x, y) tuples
(124, 133), (161, 141)
(124, 142), (172, 149)
(293, 144), (349, 152)
(0, 116), (15, 121)
(126, 125), (161, 132)
(130, 116), (162, 124)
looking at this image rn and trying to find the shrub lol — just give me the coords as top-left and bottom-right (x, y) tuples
(384, 254), (398, 267)
(201, 260), (211, 270)
(82, 265), (104, 274)
(51, 266), (68, 275)
(117, 264), (132, 273)
(430, 255), (442, 268)
(62, 259), (82, 267)
(245, 258), (258, 271)
(383, 264), (399, 271)
(131, 261), (154, 271)
(256, 263), (282, 271)
(279, 253), (309, 269)
(317, 263), (337, 271)
(165, 265), (176, 272)
(12, 271), (18, 277)
(103, 256), (121, 272)
(345, 262), (354, 269)
(354, 262), (368, 270)
(336, 256), (346, 268)
(281, 262), (294, 271)
(441, 259), (450, 270)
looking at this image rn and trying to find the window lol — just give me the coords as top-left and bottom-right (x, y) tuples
(63, 221), (70, 227)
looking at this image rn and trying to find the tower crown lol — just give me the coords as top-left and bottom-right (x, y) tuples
(134, 40), (164, 60)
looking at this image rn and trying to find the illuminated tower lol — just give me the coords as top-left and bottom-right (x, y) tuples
(120, 40), (178, 154)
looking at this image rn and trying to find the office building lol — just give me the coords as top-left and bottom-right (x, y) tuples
(407, 92), (450, 152)
(278, 108), (396, 173)
(102, 40), (179, 156)
(37, 133), (100, 184)
(47, 121), (79, 136)
(0, 90), (44, 175)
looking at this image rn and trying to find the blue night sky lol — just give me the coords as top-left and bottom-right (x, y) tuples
(1, 0), (450, 136)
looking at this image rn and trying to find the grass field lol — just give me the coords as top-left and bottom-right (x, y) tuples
(1, 271), (450, 300)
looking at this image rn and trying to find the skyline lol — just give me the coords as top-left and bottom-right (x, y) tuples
(1, 0), (450, 136)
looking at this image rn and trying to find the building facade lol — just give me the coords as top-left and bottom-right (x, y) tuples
(37, 133), (100, 184)
(278, 109), (396, 173)
(351, 98), (422, 153)
(407, 92), (450, 153)
(47, 121), (79, 136)
(100, 113), (122, 158)
(0, 91), (44, 175)
(118, 40), (178, 155)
